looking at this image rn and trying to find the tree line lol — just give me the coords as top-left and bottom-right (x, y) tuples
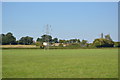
(0, 32), (33, 45)
(0, 32), (120, 48)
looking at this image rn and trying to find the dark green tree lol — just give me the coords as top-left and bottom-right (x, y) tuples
(0, 34), (4, 44)
(19, 36), (33, 45)
(6, 32), (16, 45)
(41, 35), (52, 42)
(69, 39), (80, 43)
(52, 38), (58, 43)
(0, 32), (16, 45)
(36, 38), (43, 42)
(59, 39), (66, 43)
(77, 39), (81, 43)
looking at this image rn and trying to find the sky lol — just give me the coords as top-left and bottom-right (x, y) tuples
(2, 2), (118, 42)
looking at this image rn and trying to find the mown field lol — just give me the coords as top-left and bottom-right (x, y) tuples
(2, 49), (118, 78)
(0, 45), (36, 48)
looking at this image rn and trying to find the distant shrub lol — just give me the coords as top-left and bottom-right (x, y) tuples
(68, 43), (80, 48)
(35, 42), (42, 46)
(59, 43), (63, 47)
(114, 42), (120, 47)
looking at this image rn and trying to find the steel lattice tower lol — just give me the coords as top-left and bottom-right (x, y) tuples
(44, 24), (51, 50)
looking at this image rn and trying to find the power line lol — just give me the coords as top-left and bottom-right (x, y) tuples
(44, 24), (51, 50)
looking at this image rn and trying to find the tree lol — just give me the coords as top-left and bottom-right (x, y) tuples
(77, 39), (81, 43)
(2, 34), (8, 45)
(52, 38), (58, 43)
(35, 42), (43, 46)
(27, 36), (33, 45)
(19, 37), (25, 45)
(41, 35), (52, 42)
(0, 34), (4, 45)
(70, 39), (76, 43)
(36, 38), (43, 42)
(93, 38), (114, 47)
(0, 32), (16, 45)
(105, 34), (112, 41)
(59, 39), (66, 43)
(81, 40), (88, 47)
(114, 42), (120, 47)
(6, 32), (16, 45)
(19, 36), (33, 45)
(69, 39), (80, 43)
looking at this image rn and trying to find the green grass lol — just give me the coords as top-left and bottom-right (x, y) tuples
(2, 49), (118, 78)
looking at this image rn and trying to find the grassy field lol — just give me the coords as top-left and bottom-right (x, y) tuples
(2, 49), (118, 78)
